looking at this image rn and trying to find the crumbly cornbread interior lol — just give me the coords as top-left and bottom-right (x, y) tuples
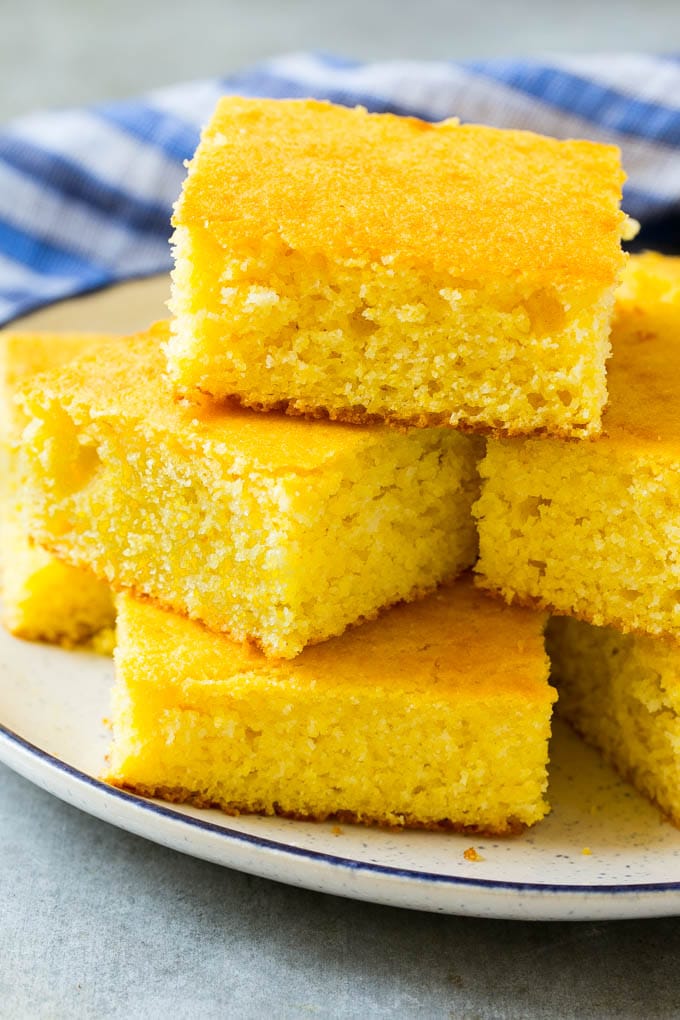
(474, 253), (680, 638)
(17, 325), (481, 658)
(108, 581), (555, 833)
(0, 331), (115, 647)
(0, 521), (115, 650)
(476, 438), (680, 636)
(169, 97), (627, 435)
(171, 229), (616, 434)
(547, 616), (680, 827)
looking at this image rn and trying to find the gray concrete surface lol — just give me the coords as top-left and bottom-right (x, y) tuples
(2, 2), (680, 1017)
(3, 765), (680, 1020)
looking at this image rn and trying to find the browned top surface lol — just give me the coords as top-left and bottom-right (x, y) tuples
(174, 96), (626, 284)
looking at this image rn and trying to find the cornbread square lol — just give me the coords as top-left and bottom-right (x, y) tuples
(17, 323), (481, 659)
(475, 253), (680, 638)
(107, 580), (555, 833)
(0, 332), (115, 647)
(168, 97), (627, 436)
(548, 616), (680, 827)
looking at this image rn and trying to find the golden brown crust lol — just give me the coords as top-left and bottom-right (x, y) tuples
(188, 387), (602, 441)
(474, 574), (680, 650)
(105, 777), (529, 836)
(175, 98), (626, 285)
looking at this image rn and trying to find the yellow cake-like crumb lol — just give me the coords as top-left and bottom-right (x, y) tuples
(0, 525), (115, 649)
(475, 253), (680, 639)
(17, 322), (481, 659)
(0, 331), (116, 647)
(547, 615), (680, 827)
(106, 579), (555, 834)
(168, 97), (627, 436)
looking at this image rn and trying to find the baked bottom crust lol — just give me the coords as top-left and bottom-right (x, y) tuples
(1, 531), (115, 651)
(474, 577), (680, 648)
(6, 619), (115, 654)
(105, 778), (529, 837)
(170, 256), (616, 442)
(192, 389), (603, 440)
(36, 539), (462, 656)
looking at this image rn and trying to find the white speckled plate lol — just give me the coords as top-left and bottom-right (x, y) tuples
(1, 630), (680, 921)
(2, 277), (680, 921)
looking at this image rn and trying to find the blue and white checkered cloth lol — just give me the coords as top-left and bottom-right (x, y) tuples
(1, 51), (679, 325)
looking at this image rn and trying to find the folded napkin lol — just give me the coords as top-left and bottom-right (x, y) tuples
(1, 51), (678, 325)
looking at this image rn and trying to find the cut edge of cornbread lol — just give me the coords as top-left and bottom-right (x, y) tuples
(168, 97), (628, 438)
(167, 248), (619, 440)
(169, 232), (620, 439)
(473, 252), (680, 641)
(106, 583), (556, 835)
(547, 615), (680, 828)
(23, 440), (481, 657)
(474, 435), (680, 641)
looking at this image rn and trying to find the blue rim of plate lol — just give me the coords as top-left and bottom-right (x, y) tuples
(2, 719), (680, 898)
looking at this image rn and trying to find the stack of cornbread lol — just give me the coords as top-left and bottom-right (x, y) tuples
(476, 252), (680, 827)
(6, 96), (679, 835)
